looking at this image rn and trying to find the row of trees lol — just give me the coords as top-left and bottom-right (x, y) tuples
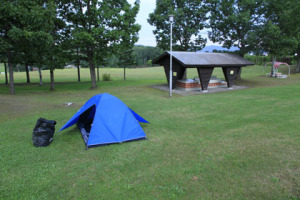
(92, 46), (163, 67)
(148, 0), (300, 74)
(0, 0), (141, 94)
(2, 0), (300, 94)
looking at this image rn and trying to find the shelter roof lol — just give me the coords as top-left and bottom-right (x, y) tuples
(153, 51), (254, 67)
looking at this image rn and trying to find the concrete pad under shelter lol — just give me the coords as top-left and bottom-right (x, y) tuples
(151, 84), (247, 96)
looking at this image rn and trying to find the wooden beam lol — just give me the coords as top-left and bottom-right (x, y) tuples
(222, 67), (240, 88)
(162, 56), (186, 89)
(197, 67), (214, 91)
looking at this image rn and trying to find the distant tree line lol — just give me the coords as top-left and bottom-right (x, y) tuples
(5, 45), (163, 70)
(92, 45), (163, 68)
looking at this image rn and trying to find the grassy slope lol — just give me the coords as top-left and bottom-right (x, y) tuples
(0, 66), (299, 199)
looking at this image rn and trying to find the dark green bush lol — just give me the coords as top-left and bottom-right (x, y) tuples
(102, 73), (111, 81)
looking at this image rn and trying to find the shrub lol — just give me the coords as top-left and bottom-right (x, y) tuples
(147, 60), (153, 66)
(102, 73), (111, 81)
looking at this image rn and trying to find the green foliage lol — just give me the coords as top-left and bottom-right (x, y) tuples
(118, 49), (135, 68)
(133, 46), (163, 66)
(207, 0), (265, 57)
(148, 0), (207, 51)
(64, 0), (141, 88)
(244, 55), (272, 65)
(0, 0), (63, 93)
(147, 60), (152, 66)
(254, 21), (298, 57)
(0, 1), (56, 63)
(103, 46), (163, 67)
(102, 73), (111, 81)
(244, 54), (297, 66)
(104, 55), (119, 67)
(242, 0), (300, 60)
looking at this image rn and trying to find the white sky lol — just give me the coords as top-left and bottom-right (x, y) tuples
(128, 0), (215, 47)
(127, 0), (157, 46)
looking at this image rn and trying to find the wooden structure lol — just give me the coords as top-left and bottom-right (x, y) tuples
(152, 52), (254, 91)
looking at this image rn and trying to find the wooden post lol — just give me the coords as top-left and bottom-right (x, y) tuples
(197, 67), (214, 91)
(222, 67), (239, 88)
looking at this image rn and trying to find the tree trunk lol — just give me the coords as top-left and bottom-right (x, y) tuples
(8, 63), (16, 94)
(7, 50), (15, 94)
(296, 58), (300, 73)
(8, 63), (15, 94)
(4, 62), (8, 84)
(76, 47), (81, 82)
(39, 68), (43, 86)
(271, 56), (276, 77)
(88, 48), (97, 89)
(89, 63), (97, 88)
(123, 65), (126, 80)
(50, 69), (55, 91)
(77, 65), (81, 82)
(25, 64), (30, 83)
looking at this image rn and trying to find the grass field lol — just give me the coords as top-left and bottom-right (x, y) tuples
(0, 63), (4, 73)
(0, 66), (299, 199)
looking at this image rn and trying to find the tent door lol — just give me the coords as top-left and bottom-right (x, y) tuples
(77, 105), (96, 145)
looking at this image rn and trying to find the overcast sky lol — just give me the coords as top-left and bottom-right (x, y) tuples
(127, 0), (215, 47)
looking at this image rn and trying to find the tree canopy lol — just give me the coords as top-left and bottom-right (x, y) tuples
(0, 0), (141, 93)
(0, 0), (56, 94)
(62, 0), (141, 89)
(207, 0), (265, 57)
(148, 0), (207, 51)
(252, 0), (299, 57)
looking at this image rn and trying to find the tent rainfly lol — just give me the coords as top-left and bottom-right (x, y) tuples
(60, 93), (149, 148)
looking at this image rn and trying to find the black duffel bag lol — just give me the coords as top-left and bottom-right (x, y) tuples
(32, 118), (57, 147)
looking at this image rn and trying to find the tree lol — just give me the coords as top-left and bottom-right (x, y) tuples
(251, 0), (299, 75)
(119, 49), (135, 80)
(0, 1), (23, 94)
(63, 0), (141, 89)
(207, 0), (266, 79)
(46, 46), (67, 90)
(47, 3), (69, 91)
(207, 0), (265, 57)
(0, 0), (55, 94)
(133, 46), (163, 66)
(148, 0), (207, 51)
(285, 1), (300, 73)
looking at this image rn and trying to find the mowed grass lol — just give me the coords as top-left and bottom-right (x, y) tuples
(0, 66), (300, 199)
(0, 63), (4, 73)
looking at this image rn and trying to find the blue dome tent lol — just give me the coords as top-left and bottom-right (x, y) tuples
(60, 93), (149, 148)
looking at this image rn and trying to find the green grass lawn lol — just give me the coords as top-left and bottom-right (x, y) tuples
(0, 66), (299, 199)
(0, 63), (4, 73)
